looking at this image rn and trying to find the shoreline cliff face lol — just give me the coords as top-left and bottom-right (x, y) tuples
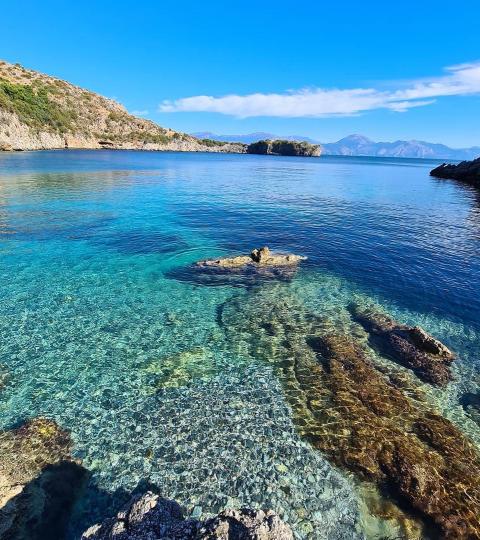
(0, 61), (245, 153)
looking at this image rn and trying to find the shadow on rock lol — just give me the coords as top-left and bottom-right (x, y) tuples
(0, 461), (88, 540)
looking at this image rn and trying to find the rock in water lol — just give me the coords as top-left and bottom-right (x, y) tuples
(430, 157), (480, 187)
(350, 304), (455, 386)
(196, 247), (307, 269)
(82, 491), (293, 540)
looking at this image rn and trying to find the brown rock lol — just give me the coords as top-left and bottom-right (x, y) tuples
(351, 304), (455, 386)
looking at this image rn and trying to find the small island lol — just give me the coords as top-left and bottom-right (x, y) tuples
(246, 139), (321, 157)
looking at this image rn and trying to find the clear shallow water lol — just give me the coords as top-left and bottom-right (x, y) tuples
(0, 150), (479, 539)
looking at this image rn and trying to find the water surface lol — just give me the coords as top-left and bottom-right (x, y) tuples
(0, 150), (479, 538)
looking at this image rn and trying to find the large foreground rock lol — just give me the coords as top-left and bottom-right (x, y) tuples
(430, 158), (480, 186)
(82, 491), (293, 540)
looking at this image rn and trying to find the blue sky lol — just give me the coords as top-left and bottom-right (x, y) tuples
(1, 0), (479, 146)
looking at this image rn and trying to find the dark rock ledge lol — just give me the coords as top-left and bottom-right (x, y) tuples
(82, 491), (293, 540)
(430, 157), (480, 187)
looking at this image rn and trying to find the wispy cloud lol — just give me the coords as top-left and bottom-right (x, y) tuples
(130, 109), (149, 116)
(159, 62), (480, 118)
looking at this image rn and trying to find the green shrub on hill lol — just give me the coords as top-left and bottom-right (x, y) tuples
(0, 79), (76, 133)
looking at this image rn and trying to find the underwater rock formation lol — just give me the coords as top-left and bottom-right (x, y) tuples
(460, 392), (480, 426)
(350, 304), (455, 386)
(143, 347), (217, 389)
(0, 417), (87, 539)
(196, 247), (307, 269)
(82, 491), (293, 540)
(220, 288), (480, 539)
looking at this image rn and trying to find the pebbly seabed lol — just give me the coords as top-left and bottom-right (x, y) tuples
(0, 150), (479, 539)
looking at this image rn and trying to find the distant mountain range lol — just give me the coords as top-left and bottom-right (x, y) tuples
(192, 132), (480, 160)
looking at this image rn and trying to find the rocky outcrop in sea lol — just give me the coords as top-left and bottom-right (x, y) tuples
(246, 140), (321, 157)
(430, 158), (480, 187)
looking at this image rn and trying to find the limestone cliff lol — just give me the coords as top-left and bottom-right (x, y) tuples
(0, 60), (244, 153)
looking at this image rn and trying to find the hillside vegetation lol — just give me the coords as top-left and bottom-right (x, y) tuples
(0, 61), (243, 152)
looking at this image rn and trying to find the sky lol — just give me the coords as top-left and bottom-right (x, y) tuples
(1, 0), (479, 147)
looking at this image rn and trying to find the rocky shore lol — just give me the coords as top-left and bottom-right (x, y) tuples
(430, 158), (480, 187)
(0, 60), (245, 153)
(82, 492), (293, 540)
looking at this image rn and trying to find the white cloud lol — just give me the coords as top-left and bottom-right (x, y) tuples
(159, 62), (480, 118)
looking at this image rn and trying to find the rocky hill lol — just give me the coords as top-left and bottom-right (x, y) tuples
(0, 60), (244, 153)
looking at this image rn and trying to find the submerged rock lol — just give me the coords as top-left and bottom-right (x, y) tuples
(350, 304), (455, 386)
(143, 347), (217, 389)
(219, 288), (480, 539)
(460, 392), (480, 426)
(0, 417), (87, 539)
(430, 158), (480, 187)
(82, 491), (293, 540)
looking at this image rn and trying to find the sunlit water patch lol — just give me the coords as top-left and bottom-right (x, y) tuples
(0, 150), (479, 539)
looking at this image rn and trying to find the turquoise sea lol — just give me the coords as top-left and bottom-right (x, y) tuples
(0, 150), (479, 539)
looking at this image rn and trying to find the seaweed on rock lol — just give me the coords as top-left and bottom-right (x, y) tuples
(220, 288), (480, 539)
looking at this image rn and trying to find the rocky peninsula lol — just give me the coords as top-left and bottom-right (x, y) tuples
(430, 157), (480, 187)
